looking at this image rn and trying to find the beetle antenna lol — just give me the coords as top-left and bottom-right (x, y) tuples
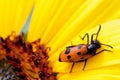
(91, 25), (101, 43)
(100, 43), (113, 48)
(96, 25), (101, 40)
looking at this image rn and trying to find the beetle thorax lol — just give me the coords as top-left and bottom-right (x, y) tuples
(87, 40), (101, 53)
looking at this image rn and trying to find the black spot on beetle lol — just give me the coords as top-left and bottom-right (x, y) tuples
(67, 55), (71, 59)
(77, 52), (81, 55)
(78, 45), (82, 49)
(65, 48), (70, 54)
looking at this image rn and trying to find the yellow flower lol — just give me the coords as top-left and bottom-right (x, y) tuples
(0, 0), (120, 80)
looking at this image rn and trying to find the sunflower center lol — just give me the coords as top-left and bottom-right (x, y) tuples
(0, 32), (57, 80)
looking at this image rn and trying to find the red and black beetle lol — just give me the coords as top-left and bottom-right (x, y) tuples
(59, 25), (113, 73)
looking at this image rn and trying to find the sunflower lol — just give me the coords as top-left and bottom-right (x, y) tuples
(0, 0), (120, 80)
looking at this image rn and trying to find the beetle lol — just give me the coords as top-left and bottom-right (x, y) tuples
(59, 25), (113, 73)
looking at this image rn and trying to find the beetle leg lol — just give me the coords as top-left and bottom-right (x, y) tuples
(96, 49), (112, 55)
(83, 59), (87, 70)
(80, 33), (89, 45)
(70, 62), (75, 73)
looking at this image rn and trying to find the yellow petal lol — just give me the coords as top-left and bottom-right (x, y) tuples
(58, 64), (120, 80)
(0, 0), (34, 38)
